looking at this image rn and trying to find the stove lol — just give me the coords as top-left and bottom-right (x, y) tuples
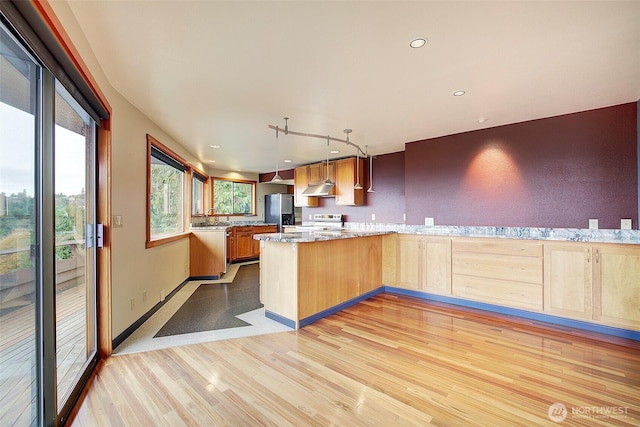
(296, 214), (344, 231)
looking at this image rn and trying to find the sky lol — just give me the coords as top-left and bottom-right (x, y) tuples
(1, 102), (87, 197)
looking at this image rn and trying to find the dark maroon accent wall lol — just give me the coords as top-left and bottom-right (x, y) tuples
(259, 168), (294, 182)
(302, 151), (405, 223)
(405, 103), (638, 228)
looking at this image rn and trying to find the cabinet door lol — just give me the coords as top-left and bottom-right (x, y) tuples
(335, 158), (364, 206)
(308, 163), (325, 185)
(226, 227), (236, 262)
(544, 242), (592, 320)
(594, 244), (640, 330)
(294, 166), (318, 207)
(396, 235), (424, 290)
(424, 237), (452, 295)
(236, 227), (254, 259)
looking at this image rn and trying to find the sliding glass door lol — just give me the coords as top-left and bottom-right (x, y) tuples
(0, 21), (39, 426)
(54, 82), (97, 413)
(0, 20), (98, 426)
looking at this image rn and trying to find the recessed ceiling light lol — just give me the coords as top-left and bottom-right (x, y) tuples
(283, 159), (292, 163)
(453, 90), (466, 97)
(330, 150), (340, 154)
(209, 145), (221, 149)
(477, 118), (488, 123)
(410, 38), (427, 48)
(208, 160), (216, 163)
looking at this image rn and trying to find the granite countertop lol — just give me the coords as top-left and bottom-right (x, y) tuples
(191, 222), (278, 230)
(253, 230), (393, 243)
(341, 223), (640, 244)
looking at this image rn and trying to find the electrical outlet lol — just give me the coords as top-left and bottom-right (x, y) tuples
(424, 217), (434, 227)
(589, 219), (598, 230)
(621, 219), (632, 230)
(130, 298), (135, 310)
(403, 213), (406, 222)
(371, 213), (376, 221)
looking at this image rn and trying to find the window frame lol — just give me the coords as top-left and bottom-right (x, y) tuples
(210, 177), (257, 217)
(191, 167), (208, 217)
(146, 134), (190, 248)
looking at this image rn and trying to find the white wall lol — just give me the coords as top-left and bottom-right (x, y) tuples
(49, 2), (209, 338)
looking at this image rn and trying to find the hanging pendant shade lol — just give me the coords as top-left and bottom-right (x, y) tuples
(271, 119), (283, 182)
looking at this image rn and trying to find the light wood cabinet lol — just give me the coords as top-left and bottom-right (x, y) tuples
(335, 158), (364, 206)
(596, 244), (640, 330)
(190, 230), (226, 278)
(452, 238), (544, 311)
(396, 234), (451, 295)
(293, 166), (318, 207)
(545, 242), (640, 330)
(543, 242), (592, 320)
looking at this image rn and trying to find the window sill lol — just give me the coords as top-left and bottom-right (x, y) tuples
(146, 232), (190, 248)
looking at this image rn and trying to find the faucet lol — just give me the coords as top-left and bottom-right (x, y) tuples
(205, 208), (216, 225)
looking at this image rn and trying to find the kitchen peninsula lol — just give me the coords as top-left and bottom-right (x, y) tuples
(255, 230), (391, 328)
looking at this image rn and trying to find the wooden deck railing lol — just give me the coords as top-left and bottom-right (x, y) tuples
(0, 247), (89, 426)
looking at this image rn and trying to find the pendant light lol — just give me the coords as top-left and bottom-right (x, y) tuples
(366, 145), (374, 193)
(346, 129), (363, 190)
(324, 136), (334, 184)
(271, 118), (284, 182)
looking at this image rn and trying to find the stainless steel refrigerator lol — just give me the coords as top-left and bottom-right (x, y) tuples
(264, 193), (295, 232)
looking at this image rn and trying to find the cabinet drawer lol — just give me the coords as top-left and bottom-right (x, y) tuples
(453, 238), (543, 257)
(452, 275), (543, 311)
(236, 226), (253, 233)
(453, 252), (543, 284)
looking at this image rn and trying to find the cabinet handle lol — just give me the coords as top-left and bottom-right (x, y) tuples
(595, 249), (600, 263)
(586, 249), (591, 262)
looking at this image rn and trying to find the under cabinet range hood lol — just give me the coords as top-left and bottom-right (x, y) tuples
(301, 180), (335, 196)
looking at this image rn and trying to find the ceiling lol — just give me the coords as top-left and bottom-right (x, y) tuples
(66, 1), (640, 174)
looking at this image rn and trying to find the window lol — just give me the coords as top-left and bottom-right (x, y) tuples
(147, 135), (188, 245)
(192, 169), (207, 216)
(212, 178), (256, 215)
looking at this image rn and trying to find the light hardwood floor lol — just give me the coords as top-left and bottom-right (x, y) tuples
(70, 294), (640, 426)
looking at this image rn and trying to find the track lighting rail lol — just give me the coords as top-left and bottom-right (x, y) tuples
(268, 118), (368, 158)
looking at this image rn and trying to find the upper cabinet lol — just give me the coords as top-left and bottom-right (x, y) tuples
(294, 158), (364, 207)
(294, 166), (318, 207)
(335, 158), (364, 206)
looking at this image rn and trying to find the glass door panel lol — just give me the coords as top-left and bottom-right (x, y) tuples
(54, 82), (97, 411)
(0, 24), (39, 426)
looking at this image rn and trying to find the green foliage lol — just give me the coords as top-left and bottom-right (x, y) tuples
(150, 163), (183, 236)
(0, 190), (84, 274)
(213, 180), (252, 214)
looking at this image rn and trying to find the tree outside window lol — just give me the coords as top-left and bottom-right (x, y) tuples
(212, 178), (255, 215)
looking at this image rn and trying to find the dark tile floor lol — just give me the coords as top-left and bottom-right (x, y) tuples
(155, 263), (262, 337)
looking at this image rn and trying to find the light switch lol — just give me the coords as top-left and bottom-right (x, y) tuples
(113, 215), (123, 228)
(621, 219), (632, 230)
(424, 217), (434, 227)
(588, 219), (598, 230)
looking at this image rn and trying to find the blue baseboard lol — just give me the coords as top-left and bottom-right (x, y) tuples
(265, 310), (296, 329)
(189, 275), (220, 281)
(299, 287), (385, 328)
(384, 286), (640, 341)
